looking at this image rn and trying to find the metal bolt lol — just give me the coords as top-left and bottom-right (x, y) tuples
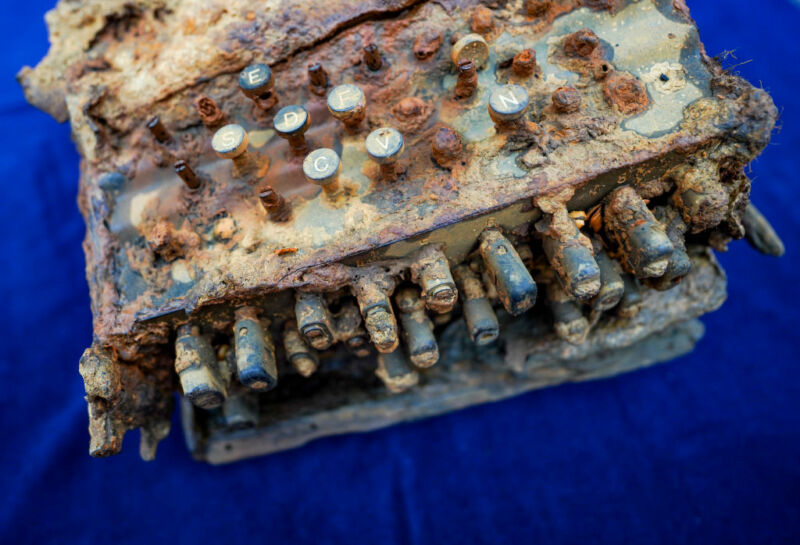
(512, 49), (537, 77)
(238, 63), (277, 110)
(552, 86), (582, 114)
(603, 72), (650, 115)
(327, 84), (367, 129)
(363, 43), (383, 71)
(174, 160), (201, 190)
(308, 62), (329, 95)
(564, 28), (599, 57)
(488, 84), (530, 127)
(212, 124), (255, 175)
(303, 148), (341, 193)
(258, 186), (291, 222)
(366, 127), (404, 180)
(146, 116), (171, 143)
(431, 126), (463, 168)
(273, 104), (310, 155)
(451, 33), (490, 69)
(455, 60), (478, 99)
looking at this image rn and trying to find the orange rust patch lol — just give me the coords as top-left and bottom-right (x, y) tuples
(470, 6), (494, 34)
(603, 72), (650, 115)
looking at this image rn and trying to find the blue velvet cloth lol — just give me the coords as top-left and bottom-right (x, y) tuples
(1, 1), (798, 543)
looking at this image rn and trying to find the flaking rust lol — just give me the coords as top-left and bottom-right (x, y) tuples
(20, 0), (784, 463)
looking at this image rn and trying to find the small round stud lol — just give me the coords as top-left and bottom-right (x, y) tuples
(174, 160), (201, 190)
(146, 116), (171, 143)
(363, 43), (383, 71)
(552, 86), (582, 114)
(308, 62), (329, 95)
(512, 49), (537, 77)
(259, 186), (291, 222)
(455, 60), (478, 99)
(564, 29), (599, 58)
(431, 126), (463, 168)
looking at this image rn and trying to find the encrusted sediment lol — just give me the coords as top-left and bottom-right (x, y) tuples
(20, 0), (780, 461)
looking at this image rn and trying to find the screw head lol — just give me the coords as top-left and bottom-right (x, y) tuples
(451, 33), (490, 69)
(303, 148), (341, 187)
(238, 63), (274, 98)
(488, 84), (530, 123)
(212, 124), (248, 158)
(366, 128), (404, 164)
(327, 84), (367, 125)
(273, 105), (310, 137)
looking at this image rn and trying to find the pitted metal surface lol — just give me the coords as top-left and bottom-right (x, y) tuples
(19, 0), (783, 461)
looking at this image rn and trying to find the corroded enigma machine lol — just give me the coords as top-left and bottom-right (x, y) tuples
(19, 0), (784, 463)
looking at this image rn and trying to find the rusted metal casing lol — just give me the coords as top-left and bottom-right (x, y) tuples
(18, 0), (783, 463)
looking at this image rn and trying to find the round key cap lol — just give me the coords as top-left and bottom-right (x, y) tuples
(327, 84), (367, 128)
(451, 33), (490, 69)
(488, 84), (530, 124)
(303, 148), (341, 190)
(212, 124), (248, 159)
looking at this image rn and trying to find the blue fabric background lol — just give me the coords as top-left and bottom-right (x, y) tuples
(1, 1), (798, 543)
